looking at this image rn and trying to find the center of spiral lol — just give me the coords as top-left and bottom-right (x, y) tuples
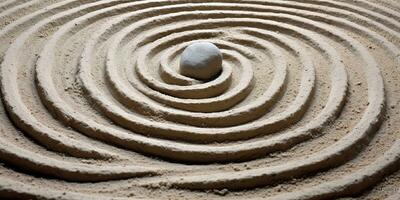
(179, 41), (222, 80)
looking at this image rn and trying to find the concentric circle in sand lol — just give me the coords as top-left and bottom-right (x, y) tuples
(0, 0), (399, 199)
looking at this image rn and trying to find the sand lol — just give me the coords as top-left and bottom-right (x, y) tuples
(0, 0), (399, 199)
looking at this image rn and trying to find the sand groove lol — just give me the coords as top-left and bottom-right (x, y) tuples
(0, 0), (399, 199)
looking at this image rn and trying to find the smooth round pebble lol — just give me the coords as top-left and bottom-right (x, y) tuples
(179, 42), (222, 80)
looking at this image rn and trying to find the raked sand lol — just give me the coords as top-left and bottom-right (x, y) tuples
(0, 0), (399, 199)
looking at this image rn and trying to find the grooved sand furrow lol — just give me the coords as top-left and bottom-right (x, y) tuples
(0, 0), (399, 199)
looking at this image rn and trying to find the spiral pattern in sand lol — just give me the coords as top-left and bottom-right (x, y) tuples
(0, 0), (399, 199)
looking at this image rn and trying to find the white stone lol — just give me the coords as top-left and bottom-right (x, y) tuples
(179, 42), (222, 80)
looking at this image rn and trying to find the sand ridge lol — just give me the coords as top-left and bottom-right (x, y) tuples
(0, 0), (399, 199)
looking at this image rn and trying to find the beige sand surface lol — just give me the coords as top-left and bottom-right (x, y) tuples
(0, 0), (399, 199)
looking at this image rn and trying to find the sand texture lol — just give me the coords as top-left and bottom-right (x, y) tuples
(0, 0), (399, 199)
